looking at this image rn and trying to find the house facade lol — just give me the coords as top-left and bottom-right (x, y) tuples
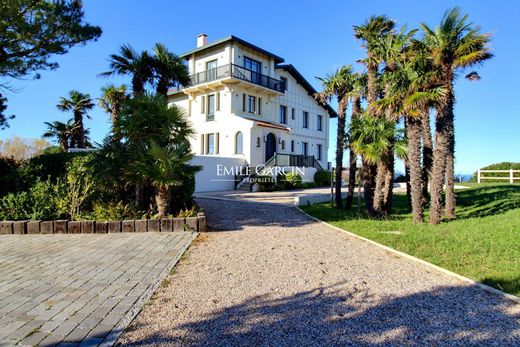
(168, 34), (336, 192)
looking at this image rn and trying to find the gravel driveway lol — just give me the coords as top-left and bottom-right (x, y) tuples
(118, 198), (520, 346)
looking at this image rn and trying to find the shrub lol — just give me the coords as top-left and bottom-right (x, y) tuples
(254, 175), (276, 191)
(59, 155), (96, 220)
(314, 170), (331, 187)
(277, 172), (302, 190)
(170, 170), (196, 213)
(176, 205), (199, 218)
(0, 191), (30, 220)
(0, 157), (20, 197)
(80, 201), (139, 222)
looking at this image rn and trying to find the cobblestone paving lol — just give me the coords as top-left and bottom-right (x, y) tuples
(0, 232), (196, 347)
(118, 198), (520, 346)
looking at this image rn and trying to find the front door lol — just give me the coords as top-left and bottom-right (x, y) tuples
(265, 133), (276, 162)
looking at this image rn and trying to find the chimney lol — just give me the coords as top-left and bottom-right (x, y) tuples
(197, 34), (208, 48)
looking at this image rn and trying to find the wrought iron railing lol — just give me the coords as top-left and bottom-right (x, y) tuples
(188, 64), (285, 93)
(264, 153), (324, 170)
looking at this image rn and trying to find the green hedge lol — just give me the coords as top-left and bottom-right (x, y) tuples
(471, 162), (520, 183)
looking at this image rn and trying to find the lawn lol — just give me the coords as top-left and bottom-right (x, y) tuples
(301, 184), (520, 296)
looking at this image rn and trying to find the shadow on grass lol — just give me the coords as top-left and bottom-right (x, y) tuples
(482, 276), (520, 297)
(455, 185), (520, 219)
(118, 282), (520, 346)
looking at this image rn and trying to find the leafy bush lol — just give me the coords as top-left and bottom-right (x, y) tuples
(0, 157), (20, 196)
(170, 169), (196, 213)
(277, 172), (302, 190)
(80, 201), (139, 222)
(0, 179), (62, 220)
(58, 155), (96, 220)
(254, 175), (276, 191)
(314, 170), (331, 187)
(176, 205), (199, 218)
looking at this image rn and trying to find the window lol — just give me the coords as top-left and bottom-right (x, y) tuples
(258, 98), (262, 115)
(280, 105), (287, 124)
(235, 132), (243, 154)
(302, 142), (308, 156)
(242, 94), (246, 112)
(248, 95), (257, 113)
(206, 60), (217, 81)
(302, 111), (309, 128)
(207, 94), (215, 121)
(291, 108), (295, 120)
(256, 137), (261, 147)
(280, 76), (287, 91)
(207, 134), (215, 154)
(317, 115), (323, 131)
(281, 140), (286, 150)
(244, 56), (261, 72)
(291, 140), (295, 152)
(317, 144), (322, 160)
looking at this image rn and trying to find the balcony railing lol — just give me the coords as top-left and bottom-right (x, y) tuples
(188, 64), (285, 93)
(264, 153), (324, 170)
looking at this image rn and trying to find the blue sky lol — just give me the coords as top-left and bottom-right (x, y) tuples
(2, 0), (519, 175)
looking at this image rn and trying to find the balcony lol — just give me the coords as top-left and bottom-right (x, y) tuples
(183, 64), (285, 94)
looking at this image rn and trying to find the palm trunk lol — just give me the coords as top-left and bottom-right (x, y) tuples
(74, 111), (86, 148)
(132, 77), (145, 97)
(155, 185), (171, 218)
(429, 85), (454, 224)
(421, 108), (433, 207)
(156, 79), (168, 97)
(373, 160), (386, 214)
(383, 149), (394, 214)
(362, 158), (376, 216)
(334, 98), (348, 208)
(346, 96), (361, 210)
(445, 120), (456, 219)
(407, 116), (424, 223)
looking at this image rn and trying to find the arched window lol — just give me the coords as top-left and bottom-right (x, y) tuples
(235, 132), (243, 154)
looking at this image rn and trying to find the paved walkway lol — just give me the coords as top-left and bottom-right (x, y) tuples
(0, 232), (196, 346)
(118, 198), (520, 346)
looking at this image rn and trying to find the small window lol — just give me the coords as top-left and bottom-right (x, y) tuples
(208, 94), (215, 115)
(258, 98), (262, 115)
(291, 140), (295, 152)
(242, 94), (246, 112)
(248, 95), (256, 113)
(280, 76), (287, 91)
(207, 134), (215, 154)
(302, 142), (308, 156)
(281, 140), (286, 150)
(235, 132), (243, 154)
(280, 105), (287, 124)
(317, 115), (323, 131)
(291, 108), (295, 120)
(302, 111), (309, 128)
(317, 144), (322, 160)
(256, 137), (261, 148)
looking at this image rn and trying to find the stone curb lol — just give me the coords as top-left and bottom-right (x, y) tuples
(295, 206), (520, 305)
(0, 214), (207, 235)
(100, 232), (199, 346)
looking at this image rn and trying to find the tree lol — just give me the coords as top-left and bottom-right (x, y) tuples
(128, 141), (200, 217)
(316, 65), (354, 208)
(420, 8), (492, 224)
(57, 90), (94, 148)
(100, 45), (153, 96)
(43, 119), (77, 152)
(152, 43), (190, 96)
(0, 136), (50, 161)
(0, 0), (101, 127)
(98, 84), (128, 140)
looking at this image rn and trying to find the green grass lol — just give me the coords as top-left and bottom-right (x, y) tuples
(301, 184), (520, 296)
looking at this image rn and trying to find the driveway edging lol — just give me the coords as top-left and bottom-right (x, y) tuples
(295, 206), (520, 305)
(103, 232), (198, 346)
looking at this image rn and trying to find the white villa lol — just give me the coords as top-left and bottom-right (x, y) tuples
(168, 34), (337, 192)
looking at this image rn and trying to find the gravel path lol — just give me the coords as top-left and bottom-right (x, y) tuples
(118, 198), (520, 346)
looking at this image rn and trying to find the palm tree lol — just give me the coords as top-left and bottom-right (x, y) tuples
(99, 84), (128, 140)
(420, 8), (492, 224)
(57, 91), (94, 148)
(129, 141), (200, 217)
(42, 119), (76, 152)
(316, 65), (354, 208)
(99, 44), (153, 96)
(152, 43), (190, 96)
(345, 72), (367, 210)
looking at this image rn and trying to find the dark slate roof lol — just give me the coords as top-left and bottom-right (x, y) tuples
(276, 64), (338, 118)
(180, 35), (284, 63)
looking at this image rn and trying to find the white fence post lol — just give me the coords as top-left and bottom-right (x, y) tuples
(511, 169), (514, 184)
(477, 169), (481, 184)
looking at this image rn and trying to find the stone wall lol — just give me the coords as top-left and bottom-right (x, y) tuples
(0, 213), (207, 235)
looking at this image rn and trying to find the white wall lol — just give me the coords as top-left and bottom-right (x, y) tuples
(190, 155), (247, 192)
